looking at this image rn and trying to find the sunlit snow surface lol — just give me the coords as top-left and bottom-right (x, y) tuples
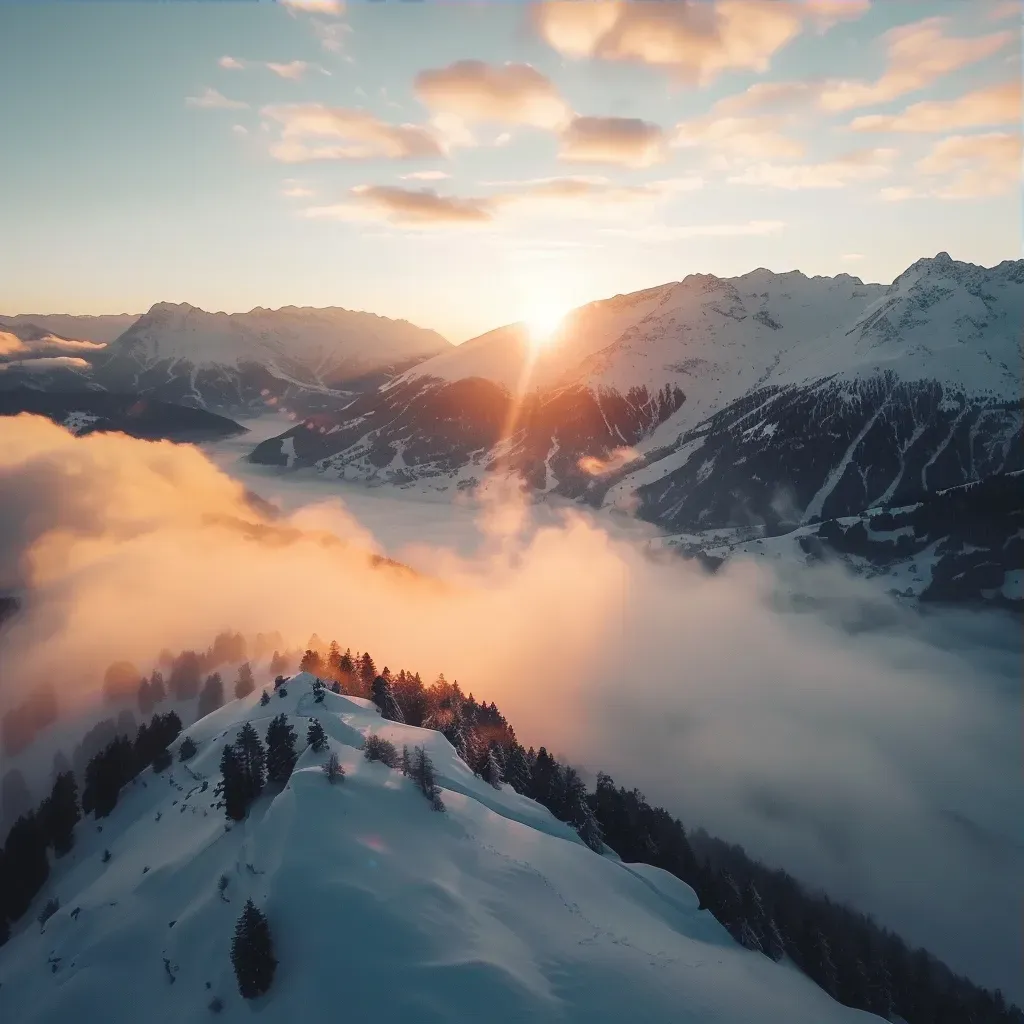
(0, 675), (879, 1024)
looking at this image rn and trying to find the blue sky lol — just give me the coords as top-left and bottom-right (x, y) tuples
(0, 0), (1018, 341)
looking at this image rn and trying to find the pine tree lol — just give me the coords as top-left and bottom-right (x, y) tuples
(370, 675), (405, 723)
(44, 770), (80, 856)
(137, 677), (153, 717)
(358, 652), (377, 694)
(149, 670), (166, 706)
(306, 718), (327, 754)
(1, 812), (49, 919)
(411, 746), (444, 811)
(482, 744), (504, 789)
(234, 663), (255, 700)
(197, 673), (224, 720)
(503, 744), (532, 794)
(235, 723), (266, 801)
(400, 745), (412, 777)
(231, 900), (276, 999)
(327, 641), (342, 678)
(767, 918), (788, 962)
(259, 690), (271, 706)
(330, 681), (341, 694)
(299, 649), (322, 674)
(264, 715), (297, 784)
(178, 736), (198, 761)
(322, 752), (344, 784)
(364, 734), (399, 767)
(219, 745), (247, 821)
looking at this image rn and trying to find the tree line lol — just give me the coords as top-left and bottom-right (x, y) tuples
(2, 636), (1020, 1022)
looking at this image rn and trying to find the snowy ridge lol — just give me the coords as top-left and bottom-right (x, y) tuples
(0, 672), (879, 1023)
(94, 303), (451, 415)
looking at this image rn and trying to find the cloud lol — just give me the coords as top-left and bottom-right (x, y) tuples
(728, 148), (895, 189)
(263, 104), (445, 162)
(914, 132), (1019, 199)
(267, 60), (311, 81)
(559, 115), (667, 168)
(399, 170), (452, 181)
(278, 0), (344, 14)
(578, 447), (640, 476)
(281, 179), (314, 198)
(849, 80), (1021, 133)
(312, 19), (351, 54)
(817, 17), (1013, 111)
(674, 114), (805, 161)
(0, 356), (92, 373)
(305, 174), (698, 228)
(219, 55), (245, 70)
(0, 416), (1018, 1001)
(532, 0), (842, 84)
(494, 132), (512, 148)
(306, 185), (493, 226)
(414, 60), (571, 130)
(601, 219), (785, 242)
(0, 331), (105, 361)
(185, 87), (249, 111)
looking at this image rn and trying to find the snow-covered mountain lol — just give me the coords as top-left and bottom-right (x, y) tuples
(0, 671), (880, 1024)
(93, 303), (451, 415)
(249, 254), (1022, 603)
(0, 313), (140, 347)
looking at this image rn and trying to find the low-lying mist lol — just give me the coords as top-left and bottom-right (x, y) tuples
(0, 413), (1020, 999)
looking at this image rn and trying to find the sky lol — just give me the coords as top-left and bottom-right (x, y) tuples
(0, 0), (1019, 342)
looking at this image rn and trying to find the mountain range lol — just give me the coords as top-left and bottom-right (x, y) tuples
(0, 304), (451, 416)
(247, 253), (1022, 607)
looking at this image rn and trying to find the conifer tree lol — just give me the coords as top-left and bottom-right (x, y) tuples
(411, 746), (444, 811)
(197, 673), (224, 720)
(322, 752), (343, 784)
(370, 675), (405, 723)
(149, 670), (166, 706)
(231, 900), (276, 999)
(503, 744), (532, 794)
(44, 770), (80, 857)
(400, 745), (412, 777)
(234, 662), (255, 700)
(259, 690), (271, 706)
(482, 744), (504, 789)
(219, 744), (247, 821)
(178, 736), (198, 761)
(306, 718), (327, 753)
(299, 649), (322, 674)
(767, 918), (788, 962)
(327, 641), (342, 678)
(137, 677), (154, 717)
(1, 812), (49, 920)
(358, 652), (377, 693)
(265, 714), (297, 783)
(235, 723), (266, 801)
(330, 681), (341, 694)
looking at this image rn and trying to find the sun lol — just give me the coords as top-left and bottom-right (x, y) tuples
(524, 301), (568, 349)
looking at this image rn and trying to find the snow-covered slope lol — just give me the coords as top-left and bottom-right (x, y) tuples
(94, 303), (451, 415)
(0, 672), (879, 1024)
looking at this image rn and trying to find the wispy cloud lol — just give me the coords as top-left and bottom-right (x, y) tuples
(399, 170), (452, 181)
(674, 114), (804, 161)
(267, 60), (311, 81)
(282, 179), (314, 198)
(307, 185), (493, 226)
(728, 148), (895, 189)
(915, 132), (1019, 199)
(848, 80), (1021, 133)
(415, 60), (570, 130)
(185, 87), (249, 111)
(817, 17), (1013, 111)
(278, 0), (345, 14)
(305, 174), (699, 228)
(559, 115), (667, 168)
(219, 55), (245, 70)
(313, 19), (351, 54)
(263, 104), (445, 162)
